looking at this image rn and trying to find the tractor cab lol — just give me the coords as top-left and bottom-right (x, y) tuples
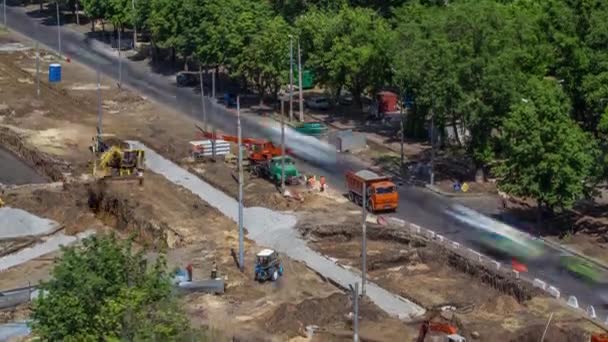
(254, 249), (284, 282)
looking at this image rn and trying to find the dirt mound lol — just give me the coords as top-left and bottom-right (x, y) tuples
(87, 181), (180, 249)
(510, 323), (588, 342)
(480, 295), (522, 314)
(264, 293), (385, 338)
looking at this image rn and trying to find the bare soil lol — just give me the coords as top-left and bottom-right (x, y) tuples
(0, 31), (415, 341)
(297, 214), (606, 341)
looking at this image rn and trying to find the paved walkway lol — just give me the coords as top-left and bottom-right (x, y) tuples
(129, 141), (425, 319)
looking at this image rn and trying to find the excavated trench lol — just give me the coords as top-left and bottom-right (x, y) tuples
(299, 221), (540, 303)
(0, 127), (65, 184)
(86, 183), (181, 250)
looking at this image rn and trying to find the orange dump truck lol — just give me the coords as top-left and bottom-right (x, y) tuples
(345, 170), (398, 212)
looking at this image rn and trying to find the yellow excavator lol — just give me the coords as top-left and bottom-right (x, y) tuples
(91, 135), (145, 183)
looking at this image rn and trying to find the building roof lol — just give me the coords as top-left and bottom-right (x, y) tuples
(355, 170), (383, 181)
(257, 249), (275, 257)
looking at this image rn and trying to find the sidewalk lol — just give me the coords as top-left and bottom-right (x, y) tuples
(131, 141), (426, 319)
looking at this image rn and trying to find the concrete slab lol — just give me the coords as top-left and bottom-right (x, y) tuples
(0, 207), (59, 239)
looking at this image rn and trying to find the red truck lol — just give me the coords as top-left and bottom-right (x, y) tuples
(345, 170), (399, 212)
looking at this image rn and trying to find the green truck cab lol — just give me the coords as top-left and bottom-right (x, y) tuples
(253, 156), (301, 185)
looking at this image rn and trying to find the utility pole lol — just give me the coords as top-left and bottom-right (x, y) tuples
(289, 34), (294, 122)
(400, 91), (405, 176)
(118, 29), (122, 88)
(211, 69), (216, 99)
(361, 183), (367, 296)
(96, 66), (102, 139)
(35, 40), (40, 97)
(56, 2), (61, 58)
(430, 107), (435, 186)
(74, 2), (80, 25)
(349, 283), (359, 342)
(237, 96), (244, 271)
(199, 66), (207, 131)
(131, 0), (137, 48)
(281, 93), (286, 192)
(297, 39), (303, 122)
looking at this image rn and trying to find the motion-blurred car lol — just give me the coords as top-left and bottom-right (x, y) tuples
(305, 96), (330, 110)
(176, 72), (200, 87)
(560, 255), (608, 284)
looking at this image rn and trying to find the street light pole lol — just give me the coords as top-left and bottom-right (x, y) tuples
(281, 93), (286, 192)
(199, 66), (207, 131)
(35, 40), (40, 97)
(350, 282), (359, 342)
(400, 91), (405, 176)
(56, 2), (61, 58)
(131, 0), (137, 48)
(118, 29), (122, 88)
(298, 39), (303, 122)
(289, 35), (294, 122)
(361, 183), (367, 296)
(430, 106), (435, 186)
(237, 96), (244, 271)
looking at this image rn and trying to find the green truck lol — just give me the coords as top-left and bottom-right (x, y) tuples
(252, 156), (301, 185)
(294, 121), (328, 137)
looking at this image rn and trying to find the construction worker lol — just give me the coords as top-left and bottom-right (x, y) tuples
(319, 176), (326, 192)
(186, 264), (193, 282)
(211, 261), (218, 279)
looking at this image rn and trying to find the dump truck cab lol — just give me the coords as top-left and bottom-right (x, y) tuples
(345, 170), (398, 212)
(254, 156), (300, 185)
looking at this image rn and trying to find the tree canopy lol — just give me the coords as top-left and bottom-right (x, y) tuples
(30, 234), (198, 341)
(72, 0), (608, 212)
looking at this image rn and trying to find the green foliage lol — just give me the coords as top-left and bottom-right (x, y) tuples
(30, 234), (193, 341)
(393, 0), (550, 165)
(80, 0), (109, 22)
(235, 16), (292, 102)
(495, 78), (600, 210)
(297, 6), (394, 105)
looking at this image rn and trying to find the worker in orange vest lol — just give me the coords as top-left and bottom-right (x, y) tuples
(319, 176), (326, 192)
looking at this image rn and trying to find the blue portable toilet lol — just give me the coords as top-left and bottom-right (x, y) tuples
(49, 63), (62, 83)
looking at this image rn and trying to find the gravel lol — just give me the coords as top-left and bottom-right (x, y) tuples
(0, 207), (59, 239)
(130, 141), (425, 319)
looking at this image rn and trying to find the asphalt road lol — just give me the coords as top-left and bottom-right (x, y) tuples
(4, 5), (606, 317)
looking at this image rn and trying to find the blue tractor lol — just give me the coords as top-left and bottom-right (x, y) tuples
(254, 249), (284, 282)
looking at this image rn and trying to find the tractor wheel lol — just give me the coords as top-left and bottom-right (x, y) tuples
(272, 270), (279, 281)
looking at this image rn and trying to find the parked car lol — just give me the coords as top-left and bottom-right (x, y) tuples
(305, 96), (330, 110)
(339, 91), (353, 105)
(176, 72), (200, 87)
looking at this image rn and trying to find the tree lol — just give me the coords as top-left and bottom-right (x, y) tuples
(298, 6), (394, 107)
(80, 0), (109, 31)
(30, 234), (193, 341)
(495, 78), (600, 221)
(392, 0), (549, 177)
(236, 16), (291, 104)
